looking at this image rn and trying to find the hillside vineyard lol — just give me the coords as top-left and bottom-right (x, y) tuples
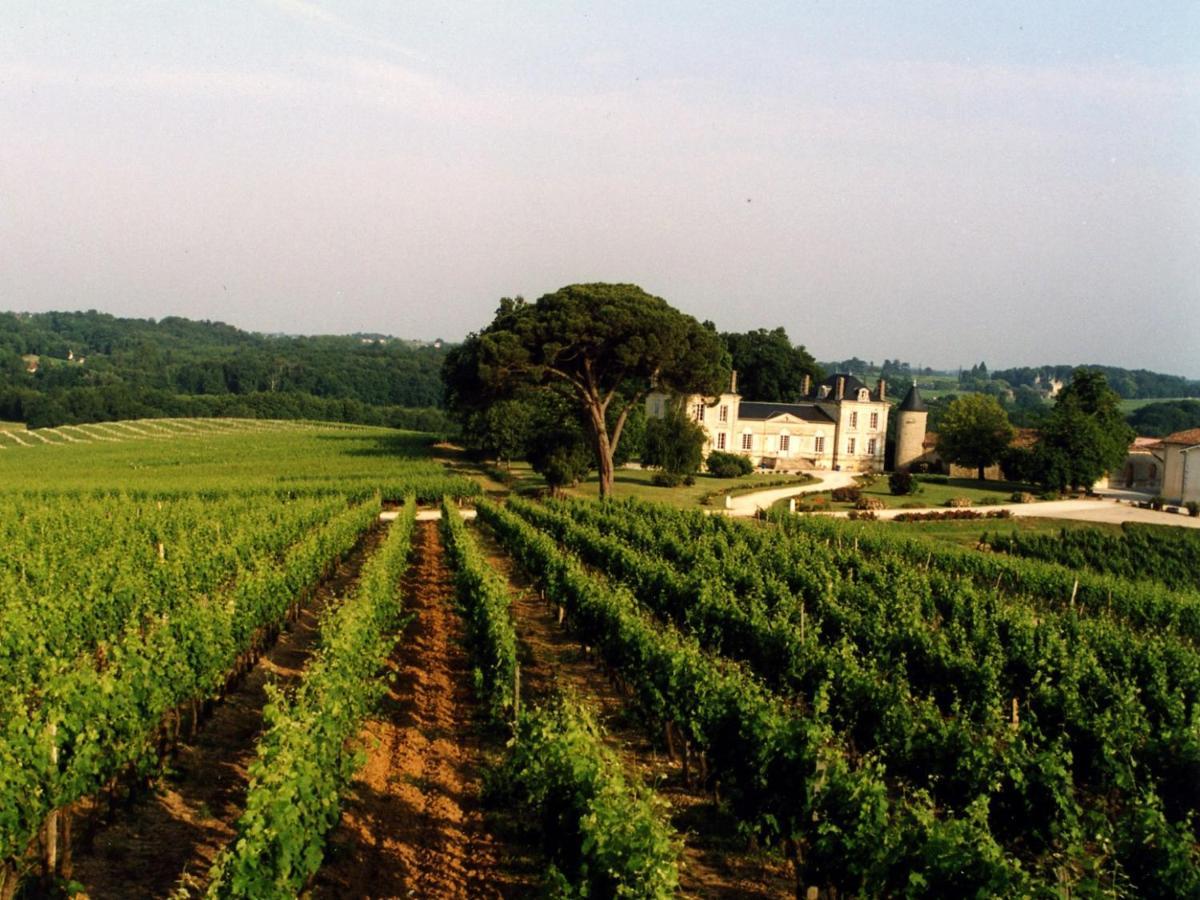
(1, 420), (1198, 897)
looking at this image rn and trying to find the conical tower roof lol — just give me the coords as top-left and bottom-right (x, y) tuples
(898, 383), (927, 412)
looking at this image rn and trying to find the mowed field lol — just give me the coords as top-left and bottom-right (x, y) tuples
(2, 419), (1199, 898)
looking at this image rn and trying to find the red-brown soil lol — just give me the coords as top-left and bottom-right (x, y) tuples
(67, 525), (386, 899)
(473, 523), (795, 899)
(312, 521), (527, 899)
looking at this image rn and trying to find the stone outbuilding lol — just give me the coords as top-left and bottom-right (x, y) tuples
(1156, 428), (1200, 504)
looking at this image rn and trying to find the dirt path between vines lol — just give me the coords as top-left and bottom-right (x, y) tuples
(473, 523), (795, 899)
(68, 524), (386, 899)
(312, 521), (525, 899)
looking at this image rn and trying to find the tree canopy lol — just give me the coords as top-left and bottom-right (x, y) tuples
(443, 283), (728, 497)
(936, 394), (1015, 480)
(721, 327), (821, 402)
(1034, 369), (1135, 491)
(0, 310), (449, 429)
(641, 402), (706, 477)
(1126, 399), (1200, 438)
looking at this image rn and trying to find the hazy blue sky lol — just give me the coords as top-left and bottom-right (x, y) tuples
(2, 2), (1198, 374)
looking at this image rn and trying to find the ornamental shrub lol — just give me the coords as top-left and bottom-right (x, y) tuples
(832, 486), (862, 503)
(888, 471), (919, 495)
(706, 451), (754, 478)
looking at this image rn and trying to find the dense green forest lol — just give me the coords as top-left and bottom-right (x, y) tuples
(0, 311), (450, 430)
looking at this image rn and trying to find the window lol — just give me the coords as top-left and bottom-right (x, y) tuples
(868, 438), (877, 455)
(716, 432), (727, 450)
(849, 411), (858, 428)
(693, 403), (705, 423)
(719, 405), (729, 423)
(779, 434), (790, 452)
(847, 438), (856, 455)
(858, 389), (870, 401)
(814, 435), (825, 453)
(741, 433), (753, 451)
(870, 412), (879, 429)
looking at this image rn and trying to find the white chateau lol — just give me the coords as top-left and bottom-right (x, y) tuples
(647, 373), (896, 473)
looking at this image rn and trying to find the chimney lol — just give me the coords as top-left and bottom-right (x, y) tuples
(801, 374), (812, 397)
(877, 378), (886, 402)
(836, 376), (845, 400)
(730, 369), (738, 395)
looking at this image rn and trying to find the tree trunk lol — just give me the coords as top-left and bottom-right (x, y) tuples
(978, 464), (986, 481)
(587, 402), (616, 498)
(596, 437), (615, 498)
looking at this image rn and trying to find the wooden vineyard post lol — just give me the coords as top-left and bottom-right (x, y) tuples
(1069, 579), (1079, 612)
(1011, 697), (1020, 730)
(45, 723), (58, 884)
(512, 662), (521, 725)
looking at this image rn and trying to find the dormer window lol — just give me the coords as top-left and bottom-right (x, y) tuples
(858, 388), (870, 401)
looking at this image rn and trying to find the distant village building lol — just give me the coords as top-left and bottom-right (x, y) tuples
(646, 373), (890, 472)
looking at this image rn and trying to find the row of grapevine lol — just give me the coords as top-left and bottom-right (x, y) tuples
(501, 497), (1200, 897)
(774, 510), (1200, 642)
(984, 522), (1200, 592)
(477, 499), (1046, 897)
(439, 498), (519, 724)
(0, 499), (379, 885)
(206, 501), (417, 898)
(495, 698), (681, 898)
(439, 502), (680, 896)
(0, 493), (347, 703)
(540, 501), (1200, 888)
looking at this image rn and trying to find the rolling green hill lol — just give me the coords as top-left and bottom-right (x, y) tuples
(0, 310), (451, 430)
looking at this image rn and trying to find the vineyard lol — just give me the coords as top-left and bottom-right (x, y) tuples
(477, 496), (1200, 897)
(1, 419), (1197, 897)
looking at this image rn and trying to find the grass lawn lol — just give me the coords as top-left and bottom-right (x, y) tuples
(783, 475), (1038, 513)
(0, 421), (26, 431)
(1117, 396), (1198, 412)
(467, 459), (816, 509)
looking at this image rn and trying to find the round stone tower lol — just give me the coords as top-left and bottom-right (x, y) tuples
(894, 383), (929, 472)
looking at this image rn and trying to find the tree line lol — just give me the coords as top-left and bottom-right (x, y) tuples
(0, 310), (449, 430)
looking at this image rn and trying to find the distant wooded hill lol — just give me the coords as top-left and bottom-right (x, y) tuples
(988, 365), (1200, 399)
(0, 311), (451, 430)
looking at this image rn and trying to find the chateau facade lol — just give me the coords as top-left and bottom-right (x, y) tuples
(647, 373), (891, 472)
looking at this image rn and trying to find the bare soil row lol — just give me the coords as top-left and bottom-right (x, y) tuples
(68, 525), (388, 898)
(55, 515), (788, 898)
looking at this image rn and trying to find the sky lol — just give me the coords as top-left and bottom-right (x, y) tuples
(1, 2), (1198, 376)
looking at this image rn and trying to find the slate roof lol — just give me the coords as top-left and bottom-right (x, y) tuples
(737, 401), (836, 423)
(812, 373), (871, 399)
(898, 384), (927, 412)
